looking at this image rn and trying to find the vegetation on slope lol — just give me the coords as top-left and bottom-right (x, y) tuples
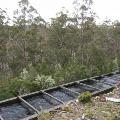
(0, 0), (120, 100)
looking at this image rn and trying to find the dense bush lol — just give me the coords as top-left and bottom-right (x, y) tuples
(33, 74), (55, 89)
(54, 60), (91, 84)
(0, 0), (120, 101)
(78, 91), (92, 103)
(0, 68), (56, 100)
(0, 86), (14, 101)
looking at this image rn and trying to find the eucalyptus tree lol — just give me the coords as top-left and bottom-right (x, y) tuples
(0, 8), (11, 81)
(48, 11), (81, 67)
(73, 0), (96, 65)
(13, 0), (37, 67)
(111, 21), (120, 70)
(8, 0), (46, 74)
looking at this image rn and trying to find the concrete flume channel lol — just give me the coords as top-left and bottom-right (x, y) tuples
(0, 71), (120, 120)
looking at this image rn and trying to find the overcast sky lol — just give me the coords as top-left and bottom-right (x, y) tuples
(0, 0), (120, 23)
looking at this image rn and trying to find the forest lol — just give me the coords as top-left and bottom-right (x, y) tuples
(0, 0), (120, 101)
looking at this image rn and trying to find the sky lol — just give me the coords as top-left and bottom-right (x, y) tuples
(0, 0), (120, 23)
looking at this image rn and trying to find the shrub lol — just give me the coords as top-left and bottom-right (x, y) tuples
(35, 62), (55, 75)
(53, 64), (65, 85)
(8, 78), (32, 95)
(78, 91), (92, 103)
(0, 85), (14, 101)
(20, 68), (29, 80)
(54, 62), (91, 84)
(33, 74), (55, 89)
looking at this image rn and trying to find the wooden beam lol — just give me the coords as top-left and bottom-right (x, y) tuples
(92, 78), (114, 86)
(41, 91), (64, 104)
(60, 86), (80, 96)
(18, 96), (40, 115)
(79, 82), (100, 91)
(0, 115), (4, 120)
